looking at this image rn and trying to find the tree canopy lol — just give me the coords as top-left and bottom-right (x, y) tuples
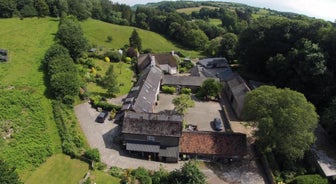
(172, 94), (195, 115)
(129, 29), (142, 52)
(242, 85), (318, 161)
(0, 159), (22, 184)
(100, 65), (119, 97)
(56, 16), (89, 60)
(197, 78), (221, 100)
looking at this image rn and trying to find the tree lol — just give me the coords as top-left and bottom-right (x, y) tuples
(220, 33), (238, 61)
(197, 78), (221, 100)
(56, 16), (89, 60)
(50, 72), (80, 103)
(0, 0), (16, 18)
(100, 65), (119, 97)
(67, 0), (91, 20)
(0, 159), (22, 184)
(321, 97), (336, 142)
(168, 160), (206, 184)
(172, 94), (194, 114)
(185, 29), (208, 50)
(34, 0), (49, 17)
(129, 29), (142, 51)
(242, 86), (318, 161)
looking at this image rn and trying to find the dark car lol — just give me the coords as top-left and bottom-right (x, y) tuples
(213, 118), (223, 131)
(96, 111), (108, 123)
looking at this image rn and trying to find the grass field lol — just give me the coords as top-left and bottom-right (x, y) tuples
(87, 59), (134, 97)
(81, 19), (201, 58)
(0, 17), (62, 177)
(208, 18), (222, 26)
(24, 154), (89, 184)
(176, 6), (218, 14)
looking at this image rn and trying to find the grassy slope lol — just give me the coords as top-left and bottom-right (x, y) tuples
(0, 17), (62, 177)
(25, 154), (89, 184)
(176, 6), (218, 14)
(81, 19), (200, 58)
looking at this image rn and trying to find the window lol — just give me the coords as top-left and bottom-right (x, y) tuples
(147, 136), (155, 141)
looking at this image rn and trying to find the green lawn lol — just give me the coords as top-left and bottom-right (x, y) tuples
(208, 18), (222, 26)
(24, 154), (89, 184)
(176, 6), (218, 14)
(0, 17), (62, 177)
(87, 59), (134, 97)
(90, 170), (120, 184)
(81, 19), (201, 58)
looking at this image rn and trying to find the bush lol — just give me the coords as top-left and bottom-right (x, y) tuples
(162, 85), (176, 94)
(181, 87), (191, 95)
(92, 101), (121, 112)
(94, 162), (106, 170)
(289, 174), (328, 184)
(110, 166), (125, 178)
(105, 50), (122, 62)
(107, 35), (113, 42)
(84, 148), (100, 162)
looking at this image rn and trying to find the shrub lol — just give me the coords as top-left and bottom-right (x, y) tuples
(107, 35), (113, 42)
(181, 87), (191, 95)
(289, 174), (328, 184)
(105, 50), (122, 62)
(92, 101), (121, 112)
(94, 162), (106, 170)
(110, 166), (125, 178)
(84, 148), (100, 162)
(162, 85), (176, 94)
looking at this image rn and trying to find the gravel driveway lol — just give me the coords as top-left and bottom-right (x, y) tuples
(75, 100), (184, 171)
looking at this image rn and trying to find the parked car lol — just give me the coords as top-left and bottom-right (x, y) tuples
(213, 118), (223, 131)
(96, 111), (108, 123)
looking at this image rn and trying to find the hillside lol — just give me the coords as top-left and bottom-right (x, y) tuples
(80, 19), (201, 57)
(0, 17), (61, 177)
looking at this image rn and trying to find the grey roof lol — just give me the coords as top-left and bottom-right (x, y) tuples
(122, 111), (183, 137)
(126, 141), (160, 153)
(122, 66), (162, 113)
(162, 75), (211, 87)
(159, 146), (179, 158)
(137, 53), (178, 73)
(198, 58), (228, 68)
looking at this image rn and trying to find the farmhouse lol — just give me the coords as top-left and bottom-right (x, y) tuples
(180, 131), (247, 161)
(137, 52), (178, 74)
(121, 65), (162, 113)
(122, 111), (183, 162)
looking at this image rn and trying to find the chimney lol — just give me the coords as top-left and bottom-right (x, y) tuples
(150, 55), (155, 66)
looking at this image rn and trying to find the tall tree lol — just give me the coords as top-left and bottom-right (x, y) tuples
(172, 94), (195, 115)
(0, 159), (22, 184)
(34, 0), (49, 17)
(100, 65), (119, 97)
(321, 97), (336, 142)
(0, 0), (16, 18)
(242, 85), (318, 161)
(197, 78), (221, 100)
(56, 16), (89, 60)
(220, 32), (238, 61)
(129, 29), (142, 51)
(168, 160), (206, 184)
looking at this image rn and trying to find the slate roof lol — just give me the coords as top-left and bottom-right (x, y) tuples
(227, 74), (250, 105)
(162, 75), (212, 87)
(180, 131), (247, 157)
(122, 111), (183, 137)
(137, 53), (177, 73)
(122, 66), (162, 113)
(198, 57), (229, 68)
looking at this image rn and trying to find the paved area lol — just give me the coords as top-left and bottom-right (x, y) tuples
(155, 94), (223, 132)
(75, 101), (184, 171)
